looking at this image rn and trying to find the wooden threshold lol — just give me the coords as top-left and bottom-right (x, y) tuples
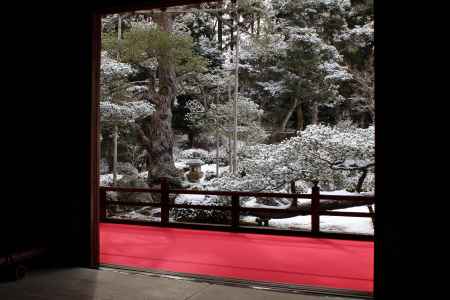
(99, 263), (373, 299)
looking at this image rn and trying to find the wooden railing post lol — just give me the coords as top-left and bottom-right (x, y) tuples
(290, 180), (297, 208)
(311, 180), (320, 234)
(231, 194), (240, 228)
(160, 177), (170, 225)
(99, 188), (106, 222)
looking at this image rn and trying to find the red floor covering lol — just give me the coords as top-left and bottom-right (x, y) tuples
(100, 223), (373, 292)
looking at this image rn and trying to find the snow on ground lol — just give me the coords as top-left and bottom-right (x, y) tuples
(109, 207), (161, 222)
(175, 194), (219, 205)
(100, 172), (147, 186)
(241, 190), (374, 235)
(262, 205), (374, 235)
(242, 196), (309, 208)
(321, 189), (374, 197)
(100, 174), (123, 186)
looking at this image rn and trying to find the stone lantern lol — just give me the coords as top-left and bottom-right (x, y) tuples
(186, 159), (204, 182)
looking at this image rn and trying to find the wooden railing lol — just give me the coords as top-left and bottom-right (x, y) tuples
(99, 178), (375, 241)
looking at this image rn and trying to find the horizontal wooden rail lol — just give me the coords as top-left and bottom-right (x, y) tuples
(99, 180), (375, 240)
(318, 194), (375, 202)
(99, 186), (374, 202)
(319, 211), (372, 217)
(170, 204), (232, 211)
(239, 207), (309, 214)
(169, 189), (311, 199)
(105, 201), (161, 207)
(100, 186), (162, 193)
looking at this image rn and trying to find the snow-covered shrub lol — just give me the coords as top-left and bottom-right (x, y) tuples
(178, 148), (227, 166)
(207, 124), (374, 193)
(171, 197), (231, 224)
(116, 162), (138, 176)
(178, 148), (209, 161)
(115, 175), (154, 203)
(204, 147), (229, 165)
(171, 207), (231, 225)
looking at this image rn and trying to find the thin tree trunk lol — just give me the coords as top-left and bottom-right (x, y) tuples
(217, 12), (223, 51)
(296, 101), (304, 131)
(311, 101), (319, 124)
(113, 16), (122, 186)
(368, 106), (375, 124)
(233, 1), (239, 174)
(356, 168), (368, 193)
(117, 14), (122, 40)
(215, 90), (220, 178)
(113, 125), (118, 186)
(228, 136), (233, 174)
(270, 98), (299, 143)
(227, 78), (233, 173)
(335, 105), (342, 124)
(360, 112), (367, 128)
(229, 11), (234, 51)
(256, 16), (260, 36)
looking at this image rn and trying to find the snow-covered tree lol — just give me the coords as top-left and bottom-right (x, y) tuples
(103, 14), (208, 185)
(207, 123), (374, 193)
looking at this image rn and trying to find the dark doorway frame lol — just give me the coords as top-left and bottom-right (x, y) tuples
(88, 1), (377, 297)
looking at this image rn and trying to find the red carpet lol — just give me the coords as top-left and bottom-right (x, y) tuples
(100, 223), (373, 292)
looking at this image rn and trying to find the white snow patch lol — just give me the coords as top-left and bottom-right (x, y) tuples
(268, 205), (374, 235)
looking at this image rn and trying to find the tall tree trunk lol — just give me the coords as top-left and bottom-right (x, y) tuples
(296, 101), (304, 131)
(146, 11), (178, 184)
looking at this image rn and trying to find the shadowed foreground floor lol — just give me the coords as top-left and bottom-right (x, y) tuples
(0, 268), (363, 300)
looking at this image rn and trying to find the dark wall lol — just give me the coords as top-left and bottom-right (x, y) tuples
(1, 3), (93, 266)
(0, 0), (219, 270)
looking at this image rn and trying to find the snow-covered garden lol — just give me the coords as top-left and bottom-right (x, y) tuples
(99, 0), (375, 235)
